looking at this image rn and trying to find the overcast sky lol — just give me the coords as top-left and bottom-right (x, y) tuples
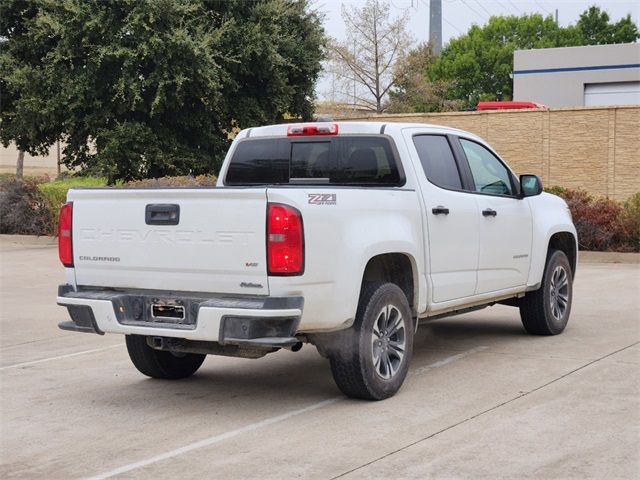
(313, 0), (640, 99)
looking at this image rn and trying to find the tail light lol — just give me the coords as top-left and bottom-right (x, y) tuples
(58, 202), (73, 267)
(267, 203), (304, 275)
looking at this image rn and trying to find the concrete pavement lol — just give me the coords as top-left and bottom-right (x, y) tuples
(1, 238), (638, 479)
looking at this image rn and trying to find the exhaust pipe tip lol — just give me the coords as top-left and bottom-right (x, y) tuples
(290, 341), (303, 352)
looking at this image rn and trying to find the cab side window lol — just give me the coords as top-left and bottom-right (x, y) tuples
(460, 139), (513, 196)
(413, 135), (462, 190)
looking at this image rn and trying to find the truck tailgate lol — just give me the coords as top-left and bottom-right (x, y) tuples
(68, 188), (269, 295)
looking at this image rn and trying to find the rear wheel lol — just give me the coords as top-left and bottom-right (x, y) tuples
(125, 335), (206, 379)
(328, 282), (414, 400)
(519, 249), (573, 335)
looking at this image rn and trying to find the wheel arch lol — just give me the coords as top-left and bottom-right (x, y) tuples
(527, 223), (578, 290)
(548, 231), (577, 277)
(360, 252), (419, 316)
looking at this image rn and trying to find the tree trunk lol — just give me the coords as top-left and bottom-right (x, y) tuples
(16, 150), (25, 179)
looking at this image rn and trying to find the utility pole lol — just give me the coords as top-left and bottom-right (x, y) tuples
(430, 0), (442, 55)
(555, 8), (559, 25)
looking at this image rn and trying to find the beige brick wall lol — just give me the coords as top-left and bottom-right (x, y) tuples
(339, 106), (640, 201)
(3, 106), (637, 199)
(614, 108), (640, 201)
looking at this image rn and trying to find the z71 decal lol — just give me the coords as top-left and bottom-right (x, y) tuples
(308, 193), (337, 205)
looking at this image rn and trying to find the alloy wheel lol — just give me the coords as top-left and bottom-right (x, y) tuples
(371, 304), (407, 380)
(549, 265), (570, 321)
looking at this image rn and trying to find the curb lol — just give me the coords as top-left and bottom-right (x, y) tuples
(0, 234), (57, 246)
(579, 251), (640, 264)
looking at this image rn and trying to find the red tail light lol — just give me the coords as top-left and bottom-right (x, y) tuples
(267, 203), (304, 275)
(287, 123), (339, 136)
(58, 202), (73, 267)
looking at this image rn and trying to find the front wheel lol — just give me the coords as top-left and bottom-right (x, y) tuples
(519, 249), (573, 335)
(328, 282), (414, 400)
(125, 335), (206, 379)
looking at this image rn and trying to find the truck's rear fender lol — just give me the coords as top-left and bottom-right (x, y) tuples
(266, 187), (425, 332)
(526, 193), (578, 289)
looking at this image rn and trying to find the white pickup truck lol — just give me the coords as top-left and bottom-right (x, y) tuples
(57, 121), (577, 400)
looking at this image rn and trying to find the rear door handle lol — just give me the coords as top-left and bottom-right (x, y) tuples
(482, 208), (497, 217)
(146, 204), (180, 225)
(432, 206), (450, 215)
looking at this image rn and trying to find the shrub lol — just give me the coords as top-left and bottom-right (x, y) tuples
(621, 192), (640, 252)
(545, 187), (638, 252)
(38, 177), (108, 234)
(122, 175), (217, 188)
(1, 175), (216, 237)
(543, 185), (567, 197)
(0, 177), (52, 235)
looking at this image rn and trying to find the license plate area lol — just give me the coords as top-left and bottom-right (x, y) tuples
(112, 295), (199, 330)
(151, 303), (185, 320)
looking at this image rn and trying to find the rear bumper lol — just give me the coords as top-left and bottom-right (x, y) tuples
(57, 285), (303, 348)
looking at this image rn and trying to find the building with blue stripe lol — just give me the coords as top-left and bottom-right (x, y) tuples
(513, 43), (640, 107)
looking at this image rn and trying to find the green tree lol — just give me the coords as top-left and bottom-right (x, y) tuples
(387, 42), (460, 113)
(0, 0), (59, 177)
(427, 13), (583, 108)
(0, 0), (325, 182)
(577, 6), (639, 45)
(423, 6), (638, 109)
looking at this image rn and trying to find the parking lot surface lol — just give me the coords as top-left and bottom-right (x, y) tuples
(1, 237), (639, 479)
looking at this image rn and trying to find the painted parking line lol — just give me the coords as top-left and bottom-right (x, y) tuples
(410, 346), (488, 377)
(0, 344), (122, 370)
(87, 397), (341, 480)
(87, 346), (487, 480)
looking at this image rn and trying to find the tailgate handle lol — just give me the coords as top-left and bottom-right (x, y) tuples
(145, 204), (180, 225)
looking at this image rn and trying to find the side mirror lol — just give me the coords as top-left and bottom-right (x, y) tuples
(520, 174), (543, 197)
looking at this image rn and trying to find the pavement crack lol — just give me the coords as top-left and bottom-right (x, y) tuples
(330, 340), (639, 480)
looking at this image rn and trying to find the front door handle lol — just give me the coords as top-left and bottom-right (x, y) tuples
(432, 205), (450, 215)
(482, 208), (497, 217)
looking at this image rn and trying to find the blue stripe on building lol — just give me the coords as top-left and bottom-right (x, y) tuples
(513, 63), (640, 75)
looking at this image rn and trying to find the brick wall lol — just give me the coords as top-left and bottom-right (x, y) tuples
(3, 106), (637, 199)
(338, 106), (640, 201)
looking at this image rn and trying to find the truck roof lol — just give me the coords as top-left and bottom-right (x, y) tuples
(242, 121), (480, 141)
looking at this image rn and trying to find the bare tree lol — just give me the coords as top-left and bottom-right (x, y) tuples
(327, 0), (411, 113)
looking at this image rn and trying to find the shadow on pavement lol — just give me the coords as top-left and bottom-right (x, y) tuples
(85, 315), (528, 410)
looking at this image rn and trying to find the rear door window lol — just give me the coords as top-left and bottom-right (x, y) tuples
(412, 135), (462, 190)
(225, 136), (403, 186)
(224, 138), (289, 185)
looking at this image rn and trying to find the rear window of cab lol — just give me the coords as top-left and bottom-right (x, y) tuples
(224, 136), (404, 186)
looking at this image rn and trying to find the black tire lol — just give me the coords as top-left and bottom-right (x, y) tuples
(329, 282), (414, 400)
(519, 249), (573, 335)
(125, 335), (206, 379)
